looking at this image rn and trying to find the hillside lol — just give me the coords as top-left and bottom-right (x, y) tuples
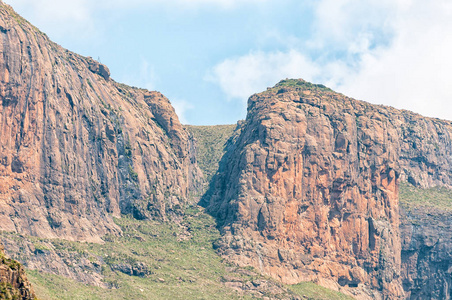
(1, 205), (355, 300)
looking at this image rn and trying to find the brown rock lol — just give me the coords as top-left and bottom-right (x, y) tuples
(205, 79), (452, 299)
(0, 3), (202, 243)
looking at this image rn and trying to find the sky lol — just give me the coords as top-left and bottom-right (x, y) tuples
(4, 0), (452, 125)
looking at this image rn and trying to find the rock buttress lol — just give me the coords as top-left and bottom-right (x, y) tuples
(206, 79), (452, 299)
(0, 3), (202, 243)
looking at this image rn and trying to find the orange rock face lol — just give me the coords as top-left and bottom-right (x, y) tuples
(206, 80), (452, 299)
(0, 3), (201, 243)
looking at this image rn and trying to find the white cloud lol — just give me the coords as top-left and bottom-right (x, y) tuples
(207, 50), (321, 101)
(332, 0), (452, 121)
(208, 0), (452, 121)
(4, 0), (96, 40)
(171, 98), (193, 124)
(309, 0), (396, 49)
(120, 59), (159, 91)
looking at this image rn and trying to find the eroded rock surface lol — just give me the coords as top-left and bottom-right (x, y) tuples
(399, 184), (452, 300)
(205, 79), (452, 299)
(400, 206), (452, 300)
(0, 3), (201, 243)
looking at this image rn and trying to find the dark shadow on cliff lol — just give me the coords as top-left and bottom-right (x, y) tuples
(198, 121), (245, 229)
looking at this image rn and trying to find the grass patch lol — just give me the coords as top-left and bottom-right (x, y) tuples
(274, 79), (332, 92)
(26, 271), (115, 300)
(399, 181), (452, 211)
(185, 124), (236, 184)
(288, 282), (354, 300)
(22, 207), (256, 299)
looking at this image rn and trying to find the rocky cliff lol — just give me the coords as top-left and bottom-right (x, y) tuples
(205, 79), (452, 299)
(1, 2), (452, 298)
(399, 183), (452, 300)
(0, 242), (36, 300)
(0, 2), (201, 243)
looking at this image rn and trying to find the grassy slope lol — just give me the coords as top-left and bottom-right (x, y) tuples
(16, 205), (353, 300)
(21, 207), (256, 300)
(21, 205), (354, 300)
(399, 181), (452, 212)
(288, 282), (354, 300)
(185, 124), (236, 184)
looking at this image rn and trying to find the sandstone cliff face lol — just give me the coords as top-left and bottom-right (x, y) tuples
(0, 3), (201, 243)
(0, 242), (36, 300)
(206, 79), (452, 299)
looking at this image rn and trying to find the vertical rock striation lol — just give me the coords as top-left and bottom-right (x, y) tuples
(206, 79), (452, 299)
(0, 3), (201, 243)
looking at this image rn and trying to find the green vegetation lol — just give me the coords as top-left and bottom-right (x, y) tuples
(0, 251), (21, 271)
(0, 282), (21, 300)
(399, 181), (452, 211)
(274, 79), (332, 92)
(288, 282), (354, 300)
(24, 207), (253, 300)
(32, 243), (51, 254)
(185, 124), (236, 183)
(128, 165), (138, 181)
(19, 207), (259, 299)
(4, 205), (352, 300)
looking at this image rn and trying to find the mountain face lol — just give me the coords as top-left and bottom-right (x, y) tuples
(205, 79), (452, 299)
(1, 2), (452, 299)
(0, 3), (202, 243)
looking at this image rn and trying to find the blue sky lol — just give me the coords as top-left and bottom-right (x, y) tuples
(5, 0), (452, 124)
